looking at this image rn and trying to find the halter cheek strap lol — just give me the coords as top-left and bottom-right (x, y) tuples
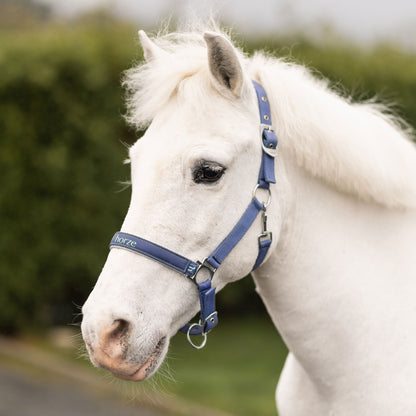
(109, 81), (278, 349)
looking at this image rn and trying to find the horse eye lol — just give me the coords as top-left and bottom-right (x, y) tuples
(193, 160), (226, 184)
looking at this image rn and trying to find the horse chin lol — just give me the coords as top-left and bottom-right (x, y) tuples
(91, 336), (168, 382)
(111, 354), (160, 381)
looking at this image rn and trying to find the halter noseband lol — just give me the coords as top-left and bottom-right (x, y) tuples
(109, 81), (277, 349)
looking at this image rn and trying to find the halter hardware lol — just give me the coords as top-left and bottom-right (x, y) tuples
(258, 209), (272, 247)
(109, 81), (278, 349)
(252, 184), (272, 208)
(186, 322), (207, 349)
(189, 258), (217, 284)
(260, 125), (278, 158)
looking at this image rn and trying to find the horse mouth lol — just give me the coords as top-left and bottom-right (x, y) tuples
(110, 337), (166, 382)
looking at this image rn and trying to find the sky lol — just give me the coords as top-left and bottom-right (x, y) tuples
(36, 0), (416, 49)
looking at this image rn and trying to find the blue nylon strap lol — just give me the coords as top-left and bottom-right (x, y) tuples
(258, 154), (274, 189)
(252, 238), (272, 270)
(179, 279), (218, 335)
(261, 131), (277, 185)
(252, 80), (272, 125)
(263, 129), (277, 148)
(252, 81), (278, 189)
(207, 198), (264, 269)
(250, 80), (277, 268)
(110, 232), (198, 278)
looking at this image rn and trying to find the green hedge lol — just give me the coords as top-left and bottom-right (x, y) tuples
(0, 23), (139, 332)
(1, 23), (415, 333)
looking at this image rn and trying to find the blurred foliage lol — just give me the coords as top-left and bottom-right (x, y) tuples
(168, 317), (287, 416)
(0, 17), (415, 333)
(0, 21), (139, 332)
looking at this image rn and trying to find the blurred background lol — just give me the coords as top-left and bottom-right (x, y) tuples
(0, 1), (415, 415)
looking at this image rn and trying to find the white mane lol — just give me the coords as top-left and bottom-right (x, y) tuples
(123, 29), (416, 209)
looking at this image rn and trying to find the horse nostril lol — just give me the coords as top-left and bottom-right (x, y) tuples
(99, 319), (131, 359)
(109, 319), (130, 341)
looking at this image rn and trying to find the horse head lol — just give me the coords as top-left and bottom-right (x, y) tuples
(81, 30), (281, 381)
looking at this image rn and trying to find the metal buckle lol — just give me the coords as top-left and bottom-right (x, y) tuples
(260, 123), (273, 132)
(258, 231), (273, 246)
(260, 124), (278, 158)
(189, 257), (217, 285)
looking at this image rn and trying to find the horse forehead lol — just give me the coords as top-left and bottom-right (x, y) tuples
(143, 106), (255, 153)
(130, 131), (236, 169)
(158, 88), (256, 131)
(130, 117), (255, 165)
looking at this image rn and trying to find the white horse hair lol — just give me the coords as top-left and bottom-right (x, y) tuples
(124, 29), (416, 209)
(82, 27), (416, 416)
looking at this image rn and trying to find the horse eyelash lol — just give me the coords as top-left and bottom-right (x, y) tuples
(192, 160), (226, 184)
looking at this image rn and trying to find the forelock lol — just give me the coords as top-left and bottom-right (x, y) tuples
(123, 29), (238, 130)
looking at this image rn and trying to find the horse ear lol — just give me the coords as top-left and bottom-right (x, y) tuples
(203, 32), (244, 97)
(138, 30), (163, 62)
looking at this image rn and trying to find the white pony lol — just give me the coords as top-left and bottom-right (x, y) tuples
(82, 28), (416, 415)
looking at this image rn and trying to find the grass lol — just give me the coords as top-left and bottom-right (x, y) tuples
(159, 316), (288, 416)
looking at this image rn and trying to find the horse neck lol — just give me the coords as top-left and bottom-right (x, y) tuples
(253, 153), (416, 388)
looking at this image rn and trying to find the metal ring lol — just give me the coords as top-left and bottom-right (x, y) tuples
(186, 323), (207, 349)
(252, 184), (272, 208)
(190, 258), (217, 285)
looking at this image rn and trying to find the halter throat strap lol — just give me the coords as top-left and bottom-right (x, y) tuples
(109, 80), (278, 348)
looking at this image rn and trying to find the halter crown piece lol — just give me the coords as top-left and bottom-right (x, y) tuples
(109, 81), (278, 349)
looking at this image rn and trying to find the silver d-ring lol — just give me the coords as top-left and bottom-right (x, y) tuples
(186, 323), (207, 349)
(252, 184), (272, 208)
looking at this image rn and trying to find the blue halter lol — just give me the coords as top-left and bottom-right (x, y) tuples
(109, 81), (278, 348)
